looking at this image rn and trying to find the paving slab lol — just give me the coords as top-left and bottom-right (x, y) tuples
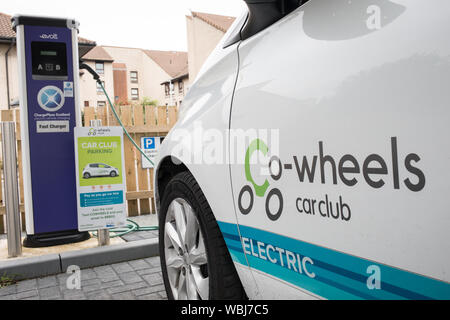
(0, 234), (125, 261)
(0, 257), (167, 301)
(0, 238), (159, 281)
(0, 214), (159, 282)
(59, 238), (159, 271)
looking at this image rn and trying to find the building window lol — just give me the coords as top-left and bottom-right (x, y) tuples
(130, 71), (138, 83)
(178, 81), (184, 94)
(165, 84), (170, 97)
(131, 88), (139, 100)
(84, 101), (90, 107)
(97, 101), (106, 107)
(97, 81), (105, 94)
(95, 62), (104, 74)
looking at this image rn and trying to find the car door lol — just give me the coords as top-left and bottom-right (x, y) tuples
(229, 0), (450, 300)
(90, 164), (100, 176)
(98, 164), (109, 176)
(103, 165), (112, 175)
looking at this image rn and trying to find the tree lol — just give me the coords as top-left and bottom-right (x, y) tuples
(141, 97), (158, 107)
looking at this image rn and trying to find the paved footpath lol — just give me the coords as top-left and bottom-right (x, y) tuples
(0, 257), (167, 300)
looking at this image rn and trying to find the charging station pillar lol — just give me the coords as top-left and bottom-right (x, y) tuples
(12, 16), (90, 247)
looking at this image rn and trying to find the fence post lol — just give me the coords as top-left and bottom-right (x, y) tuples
(1, 122), (22, 258)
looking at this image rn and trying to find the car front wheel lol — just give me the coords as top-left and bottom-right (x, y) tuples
(159, 171), (246, 300)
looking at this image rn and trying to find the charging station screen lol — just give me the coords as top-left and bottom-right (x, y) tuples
(31, 41), (68, 80)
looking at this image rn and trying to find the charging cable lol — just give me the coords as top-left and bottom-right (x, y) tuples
(79, 62), (159, 237)
(91, 219), (158, 238)
(79, 62), (155, 167)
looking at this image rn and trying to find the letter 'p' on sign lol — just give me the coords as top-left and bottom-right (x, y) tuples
(144, 138), (156, 150)
(141, 137), (162, 169)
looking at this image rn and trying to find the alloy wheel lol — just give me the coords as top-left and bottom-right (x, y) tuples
(164, 198), (209, 300)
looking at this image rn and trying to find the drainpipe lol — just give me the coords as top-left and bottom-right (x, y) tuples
(5, 38), (15, 110)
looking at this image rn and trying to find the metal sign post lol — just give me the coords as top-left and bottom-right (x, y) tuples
(1, 122), (22, 258)
(97, 229), (110, 247)
(90, 119), (110, 247)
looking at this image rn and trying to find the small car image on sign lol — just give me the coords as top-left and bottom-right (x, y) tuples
(76, 134), (123, 187)
(82, 163), (119, 179)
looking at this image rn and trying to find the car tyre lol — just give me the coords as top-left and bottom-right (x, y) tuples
(83, 173), (91, 179)
(110, 171), (118, 177)
(159, 171), (246, 300)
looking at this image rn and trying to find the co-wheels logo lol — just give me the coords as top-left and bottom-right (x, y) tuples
(238, 139), (284, 221)
(238, 137), (426, 223)
(88, 128), (111, 137)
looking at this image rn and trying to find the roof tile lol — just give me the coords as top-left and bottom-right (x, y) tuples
(143, 50), (188, 78)
(82, 46), (113, 61)
(191, 11), (236, 33)
(0, 12), (15, 39)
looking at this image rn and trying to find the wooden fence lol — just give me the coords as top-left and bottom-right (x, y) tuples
(0, 104), (178, 234)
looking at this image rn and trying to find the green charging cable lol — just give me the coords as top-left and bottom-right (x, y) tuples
(79, 62), (155, 167)
(92, 219), (158, 239)
(79, 62), (159, 237)
(99, 81), (155, 168)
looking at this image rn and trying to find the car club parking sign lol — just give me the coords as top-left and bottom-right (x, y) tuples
(74, 127), (127, 231)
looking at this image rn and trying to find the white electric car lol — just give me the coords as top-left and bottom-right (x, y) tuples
(155, 0), (450, 300)
(82, 163), (119, 179)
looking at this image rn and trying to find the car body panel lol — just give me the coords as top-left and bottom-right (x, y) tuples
(229, 0), (450, 299)
(156, 0), (450, 300)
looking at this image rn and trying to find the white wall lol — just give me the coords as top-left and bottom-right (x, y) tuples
(79, 60), (114, 108)
(103, 46), (171, 106)
(186, 16), (225, 84)
(140, 53), (173, 105)
(0, 44), (19, 110)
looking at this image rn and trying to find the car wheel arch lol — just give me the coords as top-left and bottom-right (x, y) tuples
(155, 156), (190, 214)
(156, 161), (248, 300)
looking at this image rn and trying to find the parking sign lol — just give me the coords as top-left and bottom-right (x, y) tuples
(141, 137), (162, 169)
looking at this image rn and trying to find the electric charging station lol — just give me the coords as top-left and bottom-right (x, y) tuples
(12, 16), (90, 247)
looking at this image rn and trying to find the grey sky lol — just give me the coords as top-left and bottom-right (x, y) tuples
(1, 0), (247, 51)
